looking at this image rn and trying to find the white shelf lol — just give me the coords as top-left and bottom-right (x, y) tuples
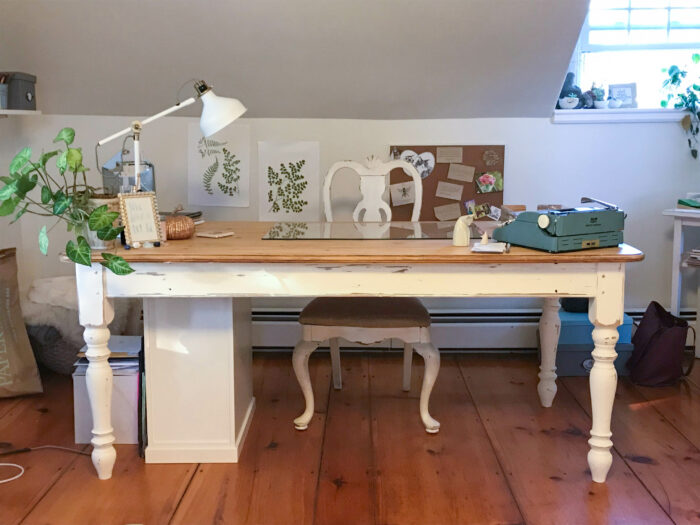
(552, 108), (683, 124)
(0, 109), (42, 116)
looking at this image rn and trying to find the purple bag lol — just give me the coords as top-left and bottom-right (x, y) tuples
(627, 301), (695, 386)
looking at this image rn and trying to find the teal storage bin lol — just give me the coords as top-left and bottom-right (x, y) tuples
(554, 343), (633, 377)
(559, 311), (633, 345)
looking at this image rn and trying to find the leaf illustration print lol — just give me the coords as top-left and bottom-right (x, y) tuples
(202, 157), (219, 195)
(197, 137), (227, 158)
(266, 159), (308, 214)
(217, 148), (241, 196)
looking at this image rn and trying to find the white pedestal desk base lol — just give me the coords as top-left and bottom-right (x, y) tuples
(142, 297), (254, 464)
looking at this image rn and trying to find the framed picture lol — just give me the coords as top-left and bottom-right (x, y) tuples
(608, 83), (637, 108)
(118, 192), (162, 246)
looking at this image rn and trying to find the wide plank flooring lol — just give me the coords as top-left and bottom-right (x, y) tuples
(1, 353), (699, 525)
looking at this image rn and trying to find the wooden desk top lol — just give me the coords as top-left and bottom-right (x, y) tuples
(103, 222), (644, 264)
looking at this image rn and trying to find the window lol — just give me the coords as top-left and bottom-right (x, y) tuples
(572, 0), (700, 108)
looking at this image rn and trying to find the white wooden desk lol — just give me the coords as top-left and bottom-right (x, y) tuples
(75, 221), (643, 483)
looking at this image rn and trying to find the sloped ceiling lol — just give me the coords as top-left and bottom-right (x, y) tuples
(0, 0), (587, 119)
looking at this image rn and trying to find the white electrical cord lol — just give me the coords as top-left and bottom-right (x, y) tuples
(0, 463), (25, 484)
(0, 445), (90, 484)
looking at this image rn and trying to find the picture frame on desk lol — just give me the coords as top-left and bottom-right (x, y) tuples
(118, 192), (162, 247)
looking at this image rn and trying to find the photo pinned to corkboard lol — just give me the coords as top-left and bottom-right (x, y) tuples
(388, 145), (505, 221)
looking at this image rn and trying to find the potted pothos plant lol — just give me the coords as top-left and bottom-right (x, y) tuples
(662, 53), (700, 159)
(0, 127), (134, 274)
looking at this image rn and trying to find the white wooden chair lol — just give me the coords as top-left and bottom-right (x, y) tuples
(292, 156), (441, 433)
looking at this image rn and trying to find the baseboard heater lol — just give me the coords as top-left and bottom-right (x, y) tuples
(251, 308), (680, 353)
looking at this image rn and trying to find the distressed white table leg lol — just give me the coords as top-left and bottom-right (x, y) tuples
(587, 264), (625, 483)
(538, 297), (561, 407)
(292, 339), (320, 430)
(413, 343), (440, 433)
(329, 337), (342, 390)
(76, 263), (116, 480)
(402, 343), (412, 392)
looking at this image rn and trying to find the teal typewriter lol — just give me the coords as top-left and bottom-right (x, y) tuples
(492, 198), (625, 253)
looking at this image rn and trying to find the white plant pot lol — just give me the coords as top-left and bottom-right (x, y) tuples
(84, 196), (120, 250)
(594, 100), (609, 109)
(558, 97), (579, 109)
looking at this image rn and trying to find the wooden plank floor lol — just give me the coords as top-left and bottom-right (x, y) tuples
(1, 353), (699, 525)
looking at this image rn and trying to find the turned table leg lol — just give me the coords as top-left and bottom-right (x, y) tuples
(538, 297), (560, 407)
(77, 263), (116, 480)
(587, 265), (624, 483)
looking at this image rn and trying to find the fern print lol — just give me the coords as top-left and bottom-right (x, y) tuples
(217, 148), (241, 196)
(267, 160), (308, 214)
(202, 157), (219, 195)
(197, 137), (227, 158)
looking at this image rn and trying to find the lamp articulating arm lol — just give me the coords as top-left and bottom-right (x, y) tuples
(96, 79), (246, 193)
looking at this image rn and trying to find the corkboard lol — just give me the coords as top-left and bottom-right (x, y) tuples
(389, 145), (504, 221)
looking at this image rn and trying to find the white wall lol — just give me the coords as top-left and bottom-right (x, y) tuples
(1, 114), (697, 311)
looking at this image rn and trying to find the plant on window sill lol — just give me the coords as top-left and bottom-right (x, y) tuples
(0, 127), (134, 274)
(662, 54), (700, 159)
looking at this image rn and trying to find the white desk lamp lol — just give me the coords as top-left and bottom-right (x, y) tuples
(97, 79), (246, 192)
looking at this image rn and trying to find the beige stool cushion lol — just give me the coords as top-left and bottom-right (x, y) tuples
(299, 297), (430, 328)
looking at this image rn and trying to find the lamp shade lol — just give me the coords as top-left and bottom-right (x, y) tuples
(199, 90), (247, 137)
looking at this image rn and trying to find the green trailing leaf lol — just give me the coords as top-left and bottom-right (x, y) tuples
(100, 253), (134, 275)
(66, 148), (83, 171)
(96, 225), (124, 241)
(66, 236), (91, 267)
(0, 180), (18, 200)
(15, 173), (38, 198)
(0, 197), (20, 216)
(87, 204), (119, 231)
(39, 150), (59, 168)
(694, 53), (700, 64)
(53, 127), (75, 146)
(0, 176), (12, 184)
(38, 225), (49, 255)
(53, 193), (72, 215)
(9, 147), (31, 175)
(41, 185), (52, 204)
(660, 100), (668, 108)
(56, 150), (68, 174)
(21, 162), (38, 176)
(201, 157), (219, 195)
(10, 203), (28, 224)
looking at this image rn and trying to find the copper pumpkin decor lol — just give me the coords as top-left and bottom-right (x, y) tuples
(165, 214), (195, 240)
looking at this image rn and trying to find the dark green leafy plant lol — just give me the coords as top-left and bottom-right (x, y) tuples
(0, 127), (134, 274)
(217, 148), (240, 196)
(267, 160), (308, 214)
(661, 54), (700, 159)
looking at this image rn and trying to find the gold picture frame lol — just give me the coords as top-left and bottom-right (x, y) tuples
(118, 191), (162, 246)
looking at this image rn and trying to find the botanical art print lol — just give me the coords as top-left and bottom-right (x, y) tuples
(267, 160), (308, 214)
(188, 123), (250, 207)
(258, 141), (320, 221)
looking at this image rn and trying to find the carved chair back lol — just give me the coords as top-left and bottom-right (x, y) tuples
(322, 156), (423, 223)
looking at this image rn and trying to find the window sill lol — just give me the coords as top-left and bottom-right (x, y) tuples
(552, 108), (684, 124)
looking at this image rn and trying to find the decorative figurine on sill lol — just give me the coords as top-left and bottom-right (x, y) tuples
(556, 72), (582, 109)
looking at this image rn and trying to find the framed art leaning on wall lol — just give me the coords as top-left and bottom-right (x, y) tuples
(118, 192), (162, 247)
